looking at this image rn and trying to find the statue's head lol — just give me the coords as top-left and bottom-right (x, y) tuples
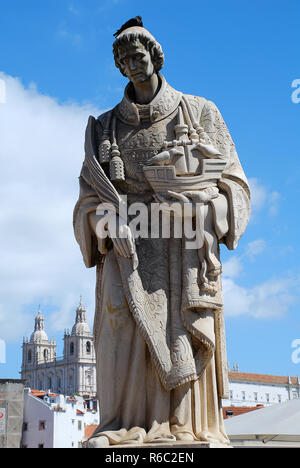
(113, 17), (164, 85)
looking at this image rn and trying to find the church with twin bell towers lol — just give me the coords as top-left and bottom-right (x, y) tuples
(21, 300), (96, 397)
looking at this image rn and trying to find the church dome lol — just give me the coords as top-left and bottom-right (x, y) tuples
(71, 299), (91, 336)
(30, 329), (49, 342)
(72, 322), (90, 336)
(30, 308), (49, 343)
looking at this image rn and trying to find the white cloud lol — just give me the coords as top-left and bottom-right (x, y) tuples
(222, 257), (243, 278)
(0, 72), (102, 342)
(245, 239), (266, 260)
(57, 23), (82, 47)
(269, 191), (280, 216)
(248, 178), (280, 217)
(249, 178), (267, 212)
(223, 239), (299, 319)
(68, 4), (80, 15)
(223, 276), (298, 319)
(223, 239), (265, 278)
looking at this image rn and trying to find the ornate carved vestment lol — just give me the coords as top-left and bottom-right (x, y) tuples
(76, 75), (250, 396)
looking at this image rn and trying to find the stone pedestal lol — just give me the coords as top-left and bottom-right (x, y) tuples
(88, 439), (231, 449)
(107, 441), (230, 448)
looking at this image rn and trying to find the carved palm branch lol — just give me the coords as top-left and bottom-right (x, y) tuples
(84, 115), (121, 212)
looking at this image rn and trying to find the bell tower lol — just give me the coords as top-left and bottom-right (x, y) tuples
(21, 307), (56, 389)
(63, 298), (96, 396)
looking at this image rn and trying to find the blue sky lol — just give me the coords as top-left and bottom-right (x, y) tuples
(0, 0), (300, 380)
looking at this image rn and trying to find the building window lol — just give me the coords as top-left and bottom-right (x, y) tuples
(266, 393), (270, 402)
(78, 421), (82, 431)
(242, 391), (246, 401)
(38, 444), (44, 449)
(26, 375), (32, 388)
(39, 420), (46, 431)
(23, 422), (28, 432)
(254, 392), (258, 402)
(70, 342), (74, 355)
(229, 390), (233, 400)
(86, 341), (91, 353)
(87, 374), (92, 387)
(278, 394), (282, 403)
(27, 350), (32, 363)
(44, 349), (48, 360)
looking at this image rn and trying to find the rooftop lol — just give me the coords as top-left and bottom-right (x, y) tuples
(0, 379), (26, 384)
(223, 405), (264, 420)
(83, 425), (98, 445)
(229, 371), (300, 386)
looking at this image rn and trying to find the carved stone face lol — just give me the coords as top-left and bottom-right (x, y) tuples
(118, 41), (155, 84)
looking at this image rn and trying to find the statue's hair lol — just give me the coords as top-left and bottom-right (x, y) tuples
(113, 30), (164, 76)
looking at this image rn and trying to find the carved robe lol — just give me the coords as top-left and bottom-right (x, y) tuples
(73, 75), (250, 446)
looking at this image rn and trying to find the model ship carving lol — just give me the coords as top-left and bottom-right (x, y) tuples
(143, 105), (227, 193)
(143, 159), (227, 193)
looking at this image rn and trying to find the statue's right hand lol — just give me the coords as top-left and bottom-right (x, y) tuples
(108, 217), (135, 259)
(89, 211), (135, 258)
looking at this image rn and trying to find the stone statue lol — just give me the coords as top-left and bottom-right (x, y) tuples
(73, 17), (250, 448)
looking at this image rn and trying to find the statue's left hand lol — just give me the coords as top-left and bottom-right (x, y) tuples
(155, 187), (219, 206)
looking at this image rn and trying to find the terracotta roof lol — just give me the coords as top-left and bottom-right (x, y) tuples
(30, 390), (45, 398)
(30, 390), (58, 398)
(83, 424), (98, 443)
(223, 405), (263, 420)
(229, 371), (300, 386)
(76, 409), (85, 416)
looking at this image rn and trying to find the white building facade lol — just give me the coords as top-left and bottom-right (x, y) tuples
(22, 389), (99, 448)
(223, 371), (300, 408)
(21, 301), (96, 397)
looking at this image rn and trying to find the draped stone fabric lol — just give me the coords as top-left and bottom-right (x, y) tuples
(73, 76), (250, 446)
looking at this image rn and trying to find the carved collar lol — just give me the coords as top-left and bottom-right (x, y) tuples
(115, 75), (182, 126)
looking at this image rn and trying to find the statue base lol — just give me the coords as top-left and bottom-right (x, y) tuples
(89, 440), (231, 449)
